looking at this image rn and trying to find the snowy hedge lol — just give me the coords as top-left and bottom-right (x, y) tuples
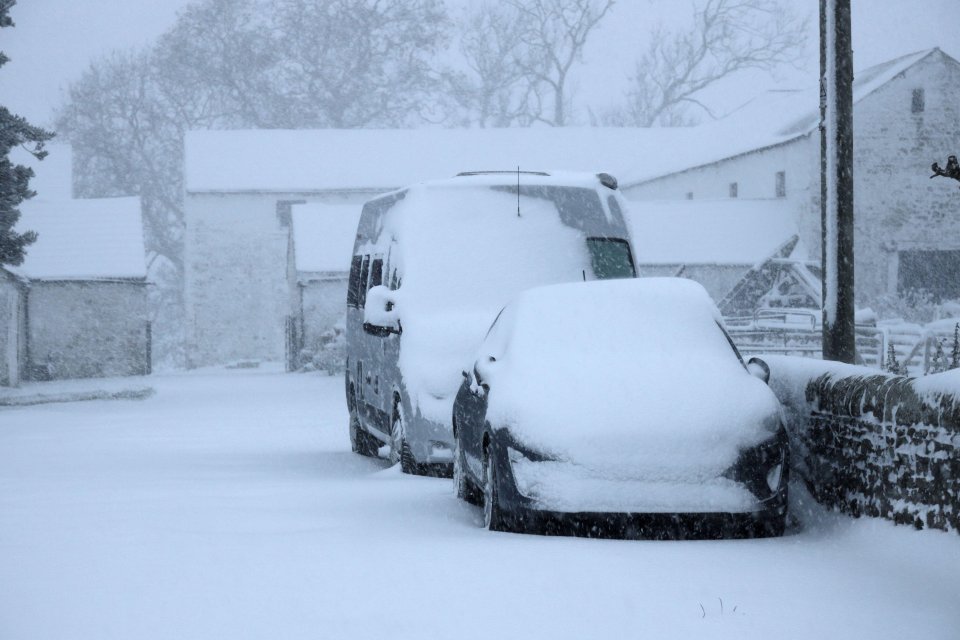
(765, 356), (960, 534)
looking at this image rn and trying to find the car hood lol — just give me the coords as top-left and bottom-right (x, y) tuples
(487, 354), (783, 480)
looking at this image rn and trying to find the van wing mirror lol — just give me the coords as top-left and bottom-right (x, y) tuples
(746, 357), (770, 384)
(363, 285), (401, 336)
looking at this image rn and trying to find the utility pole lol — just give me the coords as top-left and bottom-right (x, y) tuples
(820, 0), (856, 363)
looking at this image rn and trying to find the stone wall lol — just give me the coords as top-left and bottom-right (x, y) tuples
(0, 273), (25, 386)
(27, 280), (149, 380)
(767, 355), (960, 533)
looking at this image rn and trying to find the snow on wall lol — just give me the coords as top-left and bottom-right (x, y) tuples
(766, 355), (960, 533)
(26, 281), (149, 381)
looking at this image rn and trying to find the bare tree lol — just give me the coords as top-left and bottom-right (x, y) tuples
(152, 0), (282, 129)
(55, 49), (189, 367)
(272, 0), (448, 128)
(450, 0), (614, 127)
(509, 0), (615, 126)
(607, 0), (809, 127)
(445, 2), (535, 127)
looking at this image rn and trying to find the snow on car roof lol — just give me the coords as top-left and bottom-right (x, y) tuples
(290, 202), (362, 273)
(625, 198), (802, 265)
(10, 197), (146, 281)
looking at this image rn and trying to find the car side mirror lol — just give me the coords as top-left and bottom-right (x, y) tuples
(472, 355), (497, 394)
(363, 285), (401, 336)
(746, 357), (770, 384)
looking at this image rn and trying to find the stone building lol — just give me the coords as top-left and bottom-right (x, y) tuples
(2, 196), (150, 383)
(182, 49), (958, 367)
(622, 48), (960, 307)
(183, 127), (699, 367)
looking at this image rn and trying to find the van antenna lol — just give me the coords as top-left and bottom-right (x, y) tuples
(517, 165), (521, 217)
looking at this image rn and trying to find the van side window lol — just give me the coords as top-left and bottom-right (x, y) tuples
(347, 255), (363, 308)
(390, 269), (399, 291)
(370, 258), (384, 290)
(358, 256), (371, 308)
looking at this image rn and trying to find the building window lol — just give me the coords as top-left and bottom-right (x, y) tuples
(685, 192), (694, 200)
(898, 250), (960, 301)
(729, 182), (738, 198)
(911, 88), (925, 113)
(775, 171), (786, 198)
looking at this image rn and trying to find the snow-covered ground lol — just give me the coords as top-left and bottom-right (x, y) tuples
(1, 369), (958, 640)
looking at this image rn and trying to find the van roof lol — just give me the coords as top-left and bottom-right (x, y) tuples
(412, 170), (615, 193)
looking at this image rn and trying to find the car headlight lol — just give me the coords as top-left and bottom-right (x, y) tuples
(723, 427), (788, 500)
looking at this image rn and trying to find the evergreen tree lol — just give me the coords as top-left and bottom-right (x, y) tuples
(886, 342), (902, 376)
(927, 339), (947, 375)
(0, 0), (54, 267)
(951, 323), (960, 370)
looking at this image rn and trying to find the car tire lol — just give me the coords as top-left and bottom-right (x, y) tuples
(390, 408), (418, 475)
(349, 410), (378, 457)
(454, 437), (482, 505)
(482, 446), (507, 531)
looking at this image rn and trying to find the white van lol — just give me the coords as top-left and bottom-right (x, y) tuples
(345, 171), (637, 475)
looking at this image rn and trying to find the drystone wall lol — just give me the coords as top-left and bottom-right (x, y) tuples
(767, 356), (960, 533)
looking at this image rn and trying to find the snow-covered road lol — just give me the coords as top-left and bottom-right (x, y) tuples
(1, 369), (958, 640)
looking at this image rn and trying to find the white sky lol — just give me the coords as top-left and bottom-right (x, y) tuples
(2, 0), (958, 128)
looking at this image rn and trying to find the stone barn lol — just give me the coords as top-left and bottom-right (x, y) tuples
(622, 48), (960, 308)
(7, 196), (150, 382)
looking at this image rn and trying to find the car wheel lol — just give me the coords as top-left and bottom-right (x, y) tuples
(349, 410), (378, 457)
(390, 407), (418, 475)
(482, 446), (507, 531)
(454, 437), (481, 505)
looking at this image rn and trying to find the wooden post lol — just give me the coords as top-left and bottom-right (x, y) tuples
(820, 0), (856, 363)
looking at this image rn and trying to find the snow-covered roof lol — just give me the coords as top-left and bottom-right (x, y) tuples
(290, 202), (362, 273)
(184, 127), (705, 194)
(10, 197), (147, 281)
(623, 48), (953, 187)
(183, 49), (954, 196)
(626, 198), (801, 265)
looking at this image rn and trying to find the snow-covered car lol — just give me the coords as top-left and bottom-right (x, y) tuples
(346, 171), (636, 476)
(452, 278), (789, 538)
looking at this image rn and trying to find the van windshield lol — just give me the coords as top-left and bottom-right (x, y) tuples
(587, 238), (636, 279)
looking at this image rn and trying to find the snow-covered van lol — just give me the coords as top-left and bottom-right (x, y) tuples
(345, 171), (637, 475)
